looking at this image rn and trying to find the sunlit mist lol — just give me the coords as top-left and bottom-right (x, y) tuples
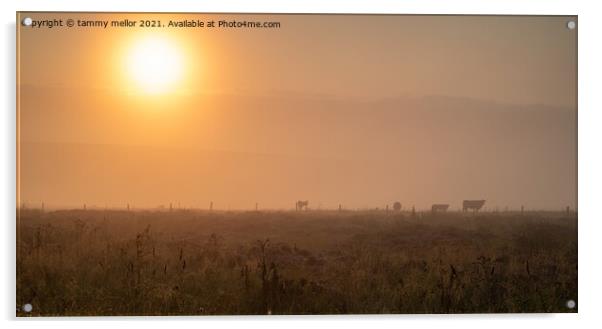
(125, 36), (184, 94)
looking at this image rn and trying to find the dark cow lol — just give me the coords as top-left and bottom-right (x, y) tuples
(431, 204), (450, 213)
(296, 200), (309, 211)
(463, 200), (486, 212)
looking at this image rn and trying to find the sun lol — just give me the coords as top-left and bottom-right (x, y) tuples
(126, 36), (184, 94)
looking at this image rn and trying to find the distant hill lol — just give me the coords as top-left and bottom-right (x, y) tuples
(18, 85), (576, 210)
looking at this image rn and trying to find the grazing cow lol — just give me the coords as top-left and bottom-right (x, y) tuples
(431, 204), (450, 213)
(296, 200), (309, 211)
(463, 200), (486, 212)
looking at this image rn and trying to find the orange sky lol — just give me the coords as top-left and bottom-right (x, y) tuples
(17, 13), (577, 210)
(19, 14), (576, 106)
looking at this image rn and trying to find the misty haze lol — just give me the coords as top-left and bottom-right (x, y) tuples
(19, 87), (576, 211)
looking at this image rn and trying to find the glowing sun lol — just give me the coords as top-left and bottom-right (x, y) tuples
(126, 37), (184, 94)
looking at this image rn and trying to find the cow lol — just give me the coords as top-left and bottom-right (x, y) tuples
(463, 200), (486, 212)
(296, 200), (309, 211)
(431, 204), (450, 213)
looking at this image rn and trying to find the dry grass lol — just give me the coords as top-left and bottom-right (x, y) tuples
(16, 209), (577, 315)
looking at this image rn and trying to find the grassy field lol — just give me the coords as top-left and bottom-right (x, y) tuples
(16, 209), (577, 315)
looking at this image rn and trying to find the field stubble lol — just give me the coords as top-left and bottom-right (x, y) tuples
(16, 209), (577, 315)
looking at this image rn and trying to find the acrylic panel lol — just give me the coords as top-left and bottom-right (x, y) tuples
(16, 13), (577, 316)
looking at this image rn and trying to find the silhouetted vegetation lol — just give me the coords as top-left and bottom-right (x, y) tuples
(17, 209), (577, 315)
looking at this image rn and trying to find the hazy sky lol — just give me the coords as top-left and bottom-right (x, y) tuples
(19, 13), (576, 106)
(17, 13), (577, 210)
